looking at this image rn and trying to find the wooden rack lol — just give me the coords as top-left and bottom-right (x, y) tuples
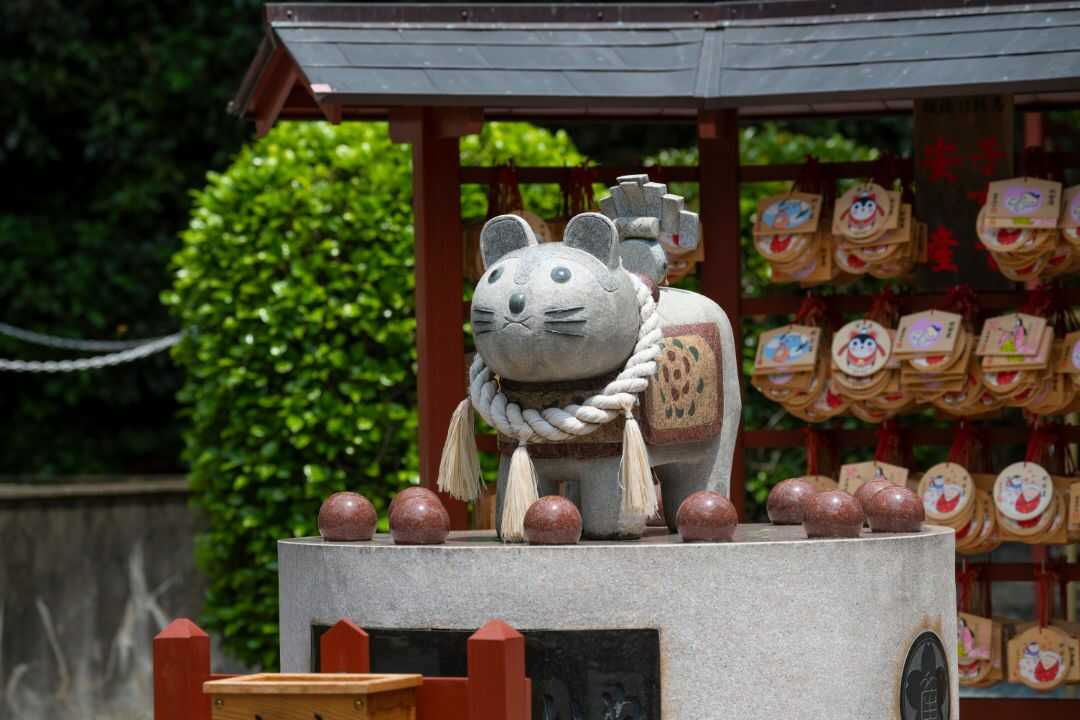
(462, 144), (1080, 718)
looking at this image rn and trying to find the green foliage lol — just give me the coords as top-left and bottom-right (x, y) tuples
(0, 1), (264, 474)
(651, 124), (879, 518)
(165, 120), (580, 669)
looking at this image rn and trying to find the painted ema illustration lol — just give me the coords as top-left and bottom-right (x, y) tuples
(763, 331), (812, 365)
(957, 618), (980, 680)
(1003, 187), (1043, 214)
(999, 474), (1043, 516)
(762, 197), (813, 230)
(841, 190), (885, 235)
(1019, 642), (1063, 685)
(910, 319), (944, 350)
(836, 327), (886, 371)
(995, 316), (1036, 355)
(922, 475), (964, 516)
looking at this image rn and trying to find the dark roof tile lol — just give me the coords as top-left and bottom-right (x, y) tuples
(237, 2), (1080, 115)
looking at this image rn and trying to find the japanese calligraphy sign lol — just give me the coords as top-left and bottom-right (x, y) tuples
(914, 95), (1014, 290)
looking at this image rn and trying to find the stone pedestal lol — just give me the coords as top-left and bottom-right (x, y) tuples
(279, 525), (957, 719)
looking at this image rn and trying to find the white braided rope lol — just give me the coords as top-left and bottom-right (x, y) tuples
(469, 273), (661, 444)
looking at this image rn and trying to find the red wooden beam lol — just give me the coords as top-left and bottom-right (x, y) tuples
(467, 620), (529, 720)
(961, 697), (1080, 720)
(253, 47), (299, 138)
(153, 619), (211, 720)
(697, 109), (747, 520)
(460, 152), (1080, 189)
(742, 287), (1080, 318)
(459, 165), (699, 185)
(477, 433), (498, 454)
(397, 108), (475, 530)
(744, 425), (1080, 450)
(954, 562), (1080, 583)
(319, 618), (370, 673)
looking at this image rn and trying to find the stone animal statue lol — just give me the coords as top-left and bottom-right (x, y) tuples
(438, 174), (741, 541)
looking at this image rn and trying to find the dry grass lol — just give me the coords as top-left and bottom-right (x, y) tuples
(3, 543), (179, 720)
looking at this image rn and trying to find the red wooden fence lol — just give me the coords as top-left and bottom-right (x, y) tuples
(153, 617), (531, 720)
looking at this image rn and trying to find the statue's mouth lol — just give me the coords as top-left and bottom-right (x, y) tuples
(502, 316), (532, 330)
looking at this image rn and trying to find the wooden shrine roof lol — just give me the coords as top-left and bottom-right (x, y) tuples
(232, 2), (1080, 126)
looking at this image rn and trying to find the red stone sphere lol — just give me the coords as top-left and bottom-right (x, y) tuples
(389, 495), (450, 545)
(524, 496), (583, 545)
(318, 492), (377, 542)
(866, 486), (925, 533)
(766, 478), (818, 525)
(676, 490), (738, 542)
(388, 486), (442, 519)
(803, 490), (865, 539)
(853, 479), (894, 515)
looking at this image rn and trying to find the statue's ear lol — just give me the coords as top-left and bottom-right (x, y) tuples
(563, 212), (619, 269)
(480, 215), (538, 269)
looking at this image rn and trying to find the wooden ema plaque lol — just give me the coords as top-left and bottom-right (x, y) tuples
(203, 673), (421, 720)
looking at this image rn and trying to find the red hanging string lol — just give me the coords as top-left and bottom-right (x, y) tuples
(873, 420), (902, 465)
(564, 165), (598, 216)
(1022, 146), (1064, 183)
(948, 421), (979, 466)
(868, 287), (899, 327)
(1034, 567), (1059, 627)
(795, 294), (828, 328)
(955, 565), (980, 614)
(803, 427), (823, 476)
(793, 155), (824, 195)
(944, 284), (980, 329)
(1050, 424), (1067, 475)
(1024, 422), (1056, 464)
(1020, 284), (1055, 318)
(489, 162), (523, 217)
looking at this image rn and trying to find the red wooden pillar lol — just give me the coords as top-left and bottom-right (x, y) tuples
(1024, 111), (1044, 150)
(320, 618), (370, 672)
(697, 109), (746, 520)
(391, 108), (482, 529)
(154, 618), (211, 720)
(467, 619), (529, 720)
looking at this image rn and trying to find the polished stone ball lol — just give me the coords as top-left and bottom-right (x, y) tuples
(803, 490), (865, 539)
(866, 486), (924, 533)
(766, 478), (818, 525)
(318, 492), (377, 541)
(676, 490), (738, 542)
(524, 496), (582, 545)
(388, 486), (442, 519)
(853, 479), (894, 515)
(389, 495), (450, 545)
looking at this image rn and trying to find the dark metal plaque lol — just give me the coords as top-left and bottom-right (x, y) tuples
(312, 625), (661, 719)
(900, 631), (950, 720)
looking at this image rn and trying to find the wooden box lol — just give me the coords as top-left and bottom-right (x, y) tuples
(203, 673), (421, 720)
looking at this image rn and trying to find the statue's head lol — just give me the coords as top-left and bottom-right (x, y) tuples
(470, 213), (639, 383)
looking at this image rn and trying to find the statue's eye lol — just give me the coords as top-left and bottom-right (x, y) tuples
(487, 267), (503, 284)
(550, 266), (571, 283)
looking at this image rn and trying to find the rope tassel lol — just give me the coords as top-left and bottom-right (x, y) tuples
(501, 441), (539, 542)
(620, 406), (658, 517)
(436, 398), (484, 502)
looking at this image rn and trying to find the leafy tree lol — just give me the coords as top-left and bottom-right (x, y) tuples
(165, 120), (582, 668)
(0, 1), (264, 474)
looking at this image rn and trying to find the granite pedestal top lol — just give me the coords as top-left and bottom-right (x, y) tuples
(280, 524), (957, 719)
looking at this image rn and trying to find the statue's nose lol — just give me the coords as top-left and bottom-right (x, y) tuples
(508, 293), (526, 316)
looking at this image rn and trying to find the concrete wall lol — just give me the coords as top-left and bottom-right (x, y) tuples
(0, 478), (210, 720)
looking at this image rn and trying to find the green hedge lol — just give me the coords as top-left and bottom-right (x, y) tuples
(165, 121), (582, 668)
